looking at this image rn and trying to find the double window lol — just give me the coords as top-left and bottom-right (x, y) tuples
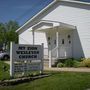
(67, 35), (71, 44)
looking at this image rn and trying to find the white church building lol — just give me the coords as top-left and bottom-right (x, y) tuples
(16, 0), (90, 67)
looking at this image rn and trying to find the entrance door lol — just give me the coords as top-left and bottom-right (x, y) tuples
(47, 31), (57, 58)
(59, 31), (72, 58)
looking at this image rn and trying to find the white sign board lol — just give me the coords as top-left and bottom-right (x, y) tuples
(14, 63), (41, 72)
(10, 42), (44, 77)
(12, 43), (43, 61)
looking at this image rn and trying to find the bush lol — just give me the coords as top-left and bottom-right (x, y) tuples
(79, 58), (90, 67)
(56, 58), (90, 68)
(80, 58), (86, 61)
(64, 59), (74, 67)
(57, 63), (64, 68)
(73, 60), (81, 68)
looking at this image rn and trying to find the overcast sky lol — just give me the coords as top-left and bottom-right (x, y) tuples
(0, 0), (89, 25)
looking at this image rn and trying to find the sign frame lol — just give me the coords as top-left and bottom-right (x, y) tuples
(10, 42), (44, 77)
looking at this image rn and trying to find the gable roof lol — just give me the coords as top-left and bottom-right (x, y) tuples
(16, 0), (90, 34)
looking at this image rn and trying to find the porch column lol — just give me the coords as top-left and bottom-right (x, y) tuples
(56, 31), (59, 58)
(49, 50), (52, 68)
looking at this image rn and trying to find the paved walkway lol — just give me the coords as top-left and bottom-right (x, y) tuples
(4, 61), (90, 72)
(44, 67), (90, 72)
(4, 61), (10, 64)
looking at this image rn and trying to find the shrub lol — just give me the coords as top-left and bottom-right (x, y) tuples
(64, 59), (74, 67)
(80, 58), (86, 61)
(57, 62), (64, 68)
(56, 58), (90, 68)
(79, 58), (90, 67)
(73, 60), (81, 68)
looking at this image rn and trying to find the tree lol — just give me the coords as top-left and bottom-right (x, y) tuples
(0, 21), (19, 51)
(6, 21), (19, 43)
(0, 23), (7, 50)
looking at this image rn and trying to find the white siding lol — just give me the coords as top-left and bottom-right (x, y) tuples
(19, 2), (90, 58)
(34, 32), (48, 47)
(19, 28), (48, 47)
(19, 28), (33, 44)
(42, 4), (90, 58)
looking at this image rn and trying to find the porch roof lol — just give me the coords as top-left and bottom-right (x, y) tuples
(31, 20), (76, 32)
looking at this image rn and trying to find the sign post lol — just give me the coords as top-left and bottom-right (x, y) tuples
(40, 43), (44, 74)
(10, 42), (14, 77)
(10, 42), (44, 77)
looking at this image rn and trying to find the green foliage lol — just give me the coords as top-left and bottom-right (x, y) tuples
(5, 21), (19, 43)
(56, 58), (90, 68)
(79, 58), (90, 67)
(73, 60), (81, 68)
(0, 72), (90, 90)
(0, 21), (19, 50)
(0, 61), (10, 80)
(64, 59), (74, 67)
(57, 62), (64, 67)
(0, 23), (7, 43)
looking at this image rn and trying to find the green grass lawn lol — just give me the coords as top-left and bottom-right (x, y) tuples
(0, 61), (90, 90)
(0, 60), (10, 80)
(0, 72), (90, 90)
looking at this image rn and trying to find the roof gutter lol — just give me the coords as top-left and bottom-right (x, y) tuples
(61, 0), (90, 5)
(16, 0), (57, 33)
(16, 0), (90, 33)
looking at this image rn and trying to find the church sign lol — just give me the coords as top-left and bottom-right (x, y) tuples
(12, 43), (43, 61)
(10, 42), (43, 77)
